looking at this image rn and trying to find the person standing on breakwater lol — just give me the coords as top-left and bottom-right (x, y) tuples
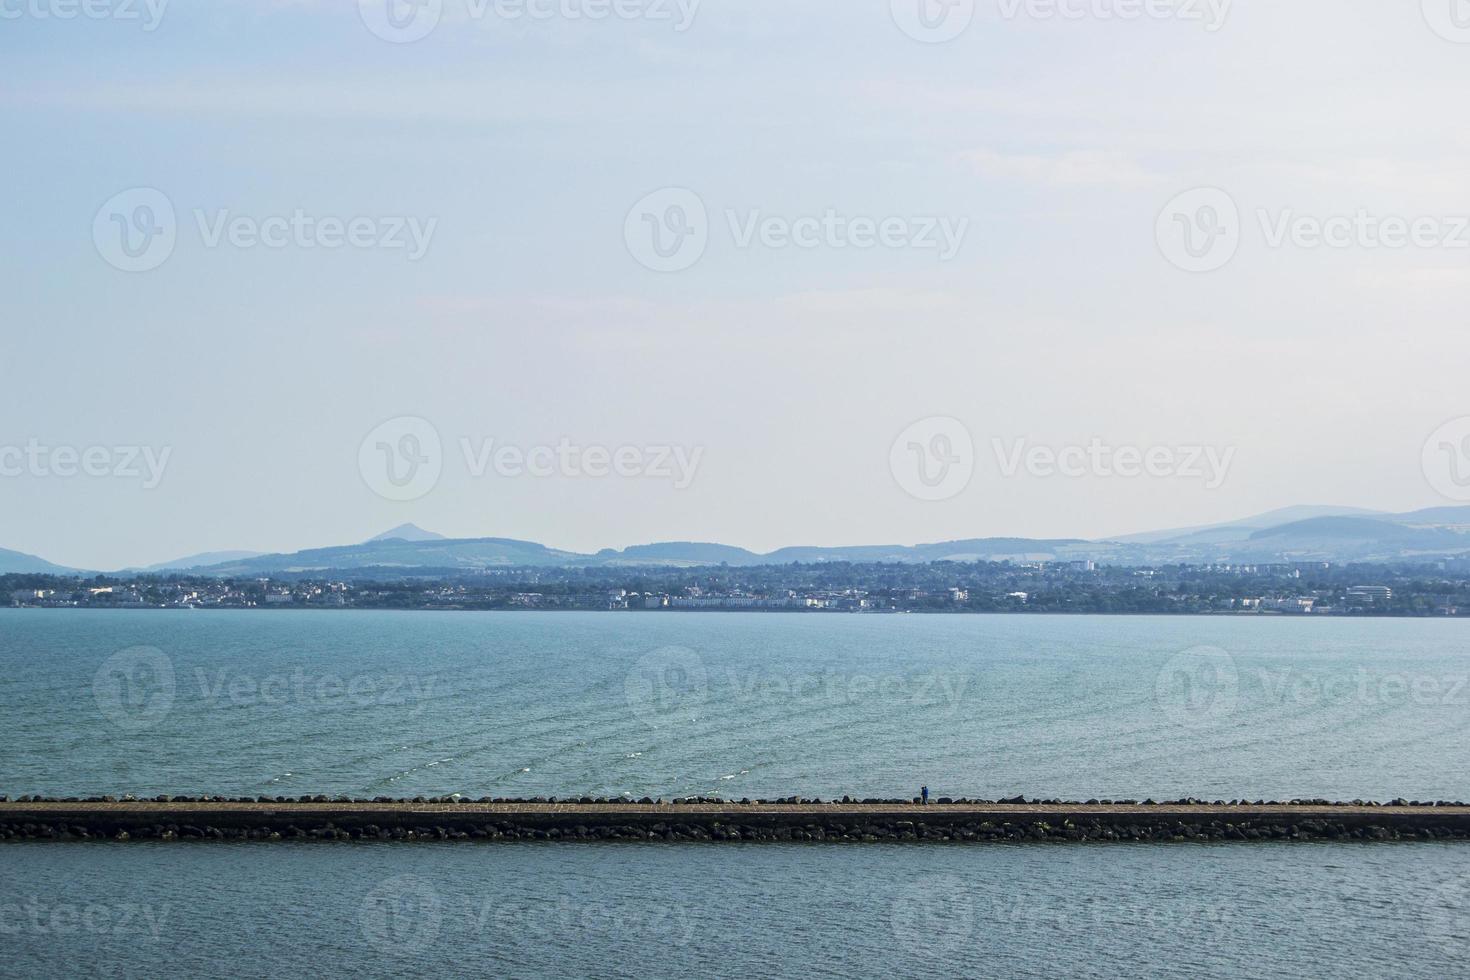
(921, 786), (929, 805)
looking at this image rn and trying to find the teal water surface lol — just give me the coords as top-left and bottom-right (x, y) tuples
(0, 610), (1466, 800)
(1, 842), (1467, 979)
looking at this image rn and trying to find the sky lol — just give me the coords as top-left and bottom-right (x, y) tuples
(3, 0), (1470, 570)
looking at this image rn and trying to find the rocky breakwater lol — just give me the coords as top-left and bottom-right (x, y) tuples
(1, 796), (1468, 843)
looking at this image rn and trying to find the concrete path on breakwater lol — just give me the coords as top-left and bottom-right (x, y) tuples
(3, 800), (1470, 843)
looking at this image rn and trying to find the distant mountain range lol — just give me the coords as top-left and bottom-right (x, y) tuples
(133, 551), (268, 573)
(7, 509), (1470, 578)
(0, 547), (79, 576)
(1110, 505), (1383, 545)
(366, 523), (446, 543)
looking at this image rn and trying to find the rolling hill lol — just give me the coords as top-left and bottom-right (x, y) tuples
(8, 506), (1470, 578)
(0, 547), (80, 575)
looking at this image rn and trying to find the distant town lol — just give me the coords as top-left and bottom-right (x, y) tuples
(4, 559), (1468, 616)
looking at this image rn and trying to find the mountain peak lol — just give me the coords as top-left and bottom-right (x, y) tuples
(366, 523), (446, 544)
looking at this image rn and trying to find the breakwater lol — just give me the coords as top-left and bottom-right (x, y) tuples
(2, 797), (1469, 843)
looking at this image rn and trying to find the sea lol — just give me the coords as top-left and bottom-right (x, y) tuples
(1, 610), (1467, 977)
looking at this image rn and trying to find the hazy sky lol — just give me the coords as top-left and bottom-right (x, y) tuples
(4, 0), (1470, 570)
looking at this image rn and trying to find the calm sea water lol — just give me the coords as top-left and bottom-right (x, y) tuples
(1, 842), (1467, 978)
(0, 610), (1466, 800)
(3, 611), (1469, 978)
(2, 614), (1470, 805)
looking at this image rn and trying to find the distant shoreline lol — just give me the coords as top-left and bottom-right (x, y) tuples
(8, 560), (1462, 616)
(2, 606), (1463, 619)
